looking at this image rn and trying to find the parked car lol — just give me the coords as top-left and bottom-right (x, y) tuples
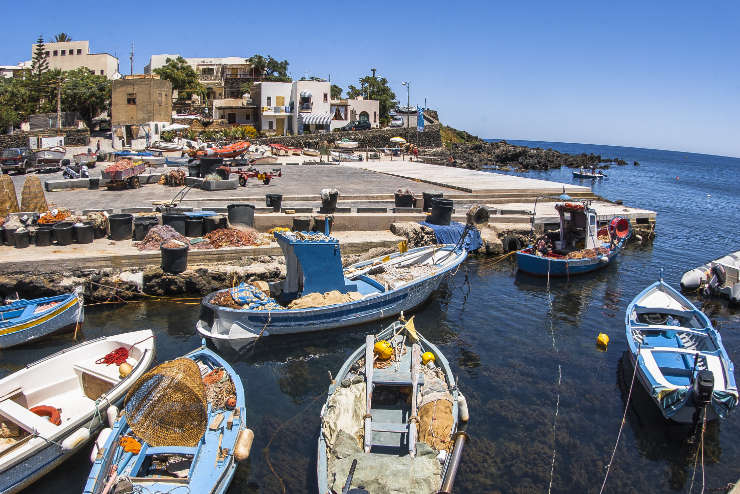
(1, 148), (37, 174)
(340, 120), (371, 131)
(389, 116), (405, 128)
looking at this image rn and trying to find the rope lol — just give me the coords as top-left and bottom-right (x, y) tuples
(546, 257), (561, 494)
(95, 334), (154, 366)
(688, 405), (708, 494)
(598, 345), (640, 494)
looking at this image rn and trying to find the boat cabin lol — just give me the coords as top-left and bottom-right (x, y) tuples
(552, 202), (598, 252)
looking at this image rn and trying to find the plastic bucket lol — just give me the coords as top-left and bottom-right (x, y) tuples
(133, 217), (158, 241)
(266, 194), (283, 212)
(422, 192), (443, 212)
(204, 215), (228, 234)
(292, 217), (311, 232)
(53, 221), (75, 246)
(162, 213), (187, 236)
(35, 226), (53, 247)
(3, 226), (17, 246)
(14, 230), (30, 249)
(74, 223), (94, 244)
(185, 217), (204, 237)
(227, 204), (255, 227)
(161, 244), (189, 274)
(394, 193), (415, 208)
(320, 192), (338, 214)
(428, 198), (453, 226)
(109, 214), (133, 241)
(88, 178), (100, 190)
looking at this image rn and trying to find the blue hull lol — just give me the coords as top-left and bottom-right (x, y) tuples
(516, 249), (617, 277)
(0, 291), (84, 349)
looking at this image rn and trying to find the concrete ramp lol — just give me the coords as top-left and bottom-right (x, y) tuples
(342, 160), (591, 195)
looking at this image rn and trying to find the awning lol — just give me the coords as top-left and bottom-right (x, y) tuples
(300, 113), (332, 125)
(300, 90), (312, 98)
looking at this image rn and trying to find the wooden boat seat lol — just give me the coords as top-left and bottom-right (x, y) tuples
(371, 370), (424, 387)
(372, 422), (409, 434)
(633, 305), (695, 318)
(0, 399), (57, 435)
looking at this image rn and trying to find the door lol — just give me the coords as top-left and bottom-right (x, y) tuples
(276, 118), (285, 135)
(228, 113), (237, 124)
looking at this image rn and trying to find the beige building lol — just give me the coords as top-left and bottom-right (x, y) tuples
(330, 96), (380, 131)
(30, 40), (119, 78)
(111, 75), (172, 149)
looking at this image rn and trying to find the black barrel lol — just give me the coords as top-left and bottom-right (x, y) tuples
(109, 213), (133, 241)
(162, 213), (187, 236)
(133, 216), (158, 241)
(292, 216), (311, 232)
(312, 215), (333, 234)
(53, 221), (75, 246)
(185, 217), (203, 237)
(394, 192), (415, 208)
(266, 193), (283, 212)
(74, 223), (94, 244)
(320, 191), (339, 214)
(187, 164), (200, 177)
(2, 226), (17, 246)
(88, 178), (100, 190)
(14, 230), (30, 249)
(35, 226), (53, 247)
(428, 198), (454, 226)
(199, 157), (223, 177)
(204, 215), (228, 234)
(422, 192), (443, 212)
(161, 244), (189, 274)
(227, 204), (255, 227)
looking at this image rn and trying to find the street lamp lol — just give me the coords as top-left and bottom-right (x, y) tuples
(401, 81), (410, 127)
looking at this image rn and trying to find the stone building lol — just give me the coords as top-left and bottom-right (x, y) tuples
(111, 75), (172, 149)
(30, 40), (119, 78)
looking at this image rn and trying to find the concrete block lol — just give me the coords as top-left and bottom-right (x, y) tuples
(69, 179), (90, 189)
(255, 207), (275, 213)
(393, 207), (423, 213)
(185, 177), (203, 187)
(200, 179), (238, 191)
(45, 180), (70, 191)
(120, 207), (155, 214)
(334, 207), (352, 214)
(356, 207), (388, 213)
(138, 174), (162, 184)
(291, 207), (314, 213)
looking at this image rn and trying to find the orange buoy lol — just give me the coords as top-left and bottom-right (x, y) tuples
(30, 405), (61, 426)
(226, 396), (237, 409)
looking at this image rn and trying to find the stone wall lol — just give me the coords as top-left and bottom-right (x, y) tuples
(254, 124), (441, 149)
(0, 128), (90, 150)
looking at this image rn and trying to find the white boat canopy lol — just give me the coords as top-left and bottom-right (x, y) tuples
(162, 123), (190, 131)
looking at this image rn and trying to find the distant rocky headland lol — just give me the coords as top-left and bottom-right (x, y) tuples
(425, 126), (628, 171)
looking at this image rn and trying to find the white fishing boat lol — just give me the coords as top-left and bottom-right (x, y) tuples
(34, 147), (66, 164)
(318, 318), (468, 493)
(680, 250), (740, 304)
(147, 141), (183, 152)
(330, 150), (362, 162)
(336, 139), (359, 149)
(0, 330), (155, 493)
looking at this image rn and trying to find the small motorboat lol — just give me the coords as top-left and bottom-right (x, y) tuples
(0, 289), (84, 349)
(147, 141), (183, 152)
(74, 152), (98, 167)
(34, 146), (66, 164)
(572, 167), (607, 179)
(318, 318), (468, 494)
(680, 250), (740, 304)
(330, 150), (362, 162)
(516, 201), (631, 276)
(164, 156), (191, 166)
(195, 141), (250, 159)
(0, 330), (155, 494)
(197, 232), (467, 352)
(302, 148), (320, 157)
(626, 277), (737, 422)
(83, 345), (251, 494)
(249, 155), (279, 165)
(335, 139), (359, 149)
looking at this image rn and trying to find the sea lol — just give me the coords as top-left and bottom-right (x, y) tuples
(2, 140), (739, 493)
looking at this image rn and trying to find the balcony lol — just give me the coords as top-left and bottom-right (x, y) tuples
(262, 106), (291, 116)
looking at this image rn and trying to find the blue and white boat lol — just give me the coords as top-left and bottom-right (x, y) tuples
(0, 289), (84, 349)
(516, 201), (631, 277)
(83, 345), (251, 494)
(625, 278), (738, 423)
(0, 330), (154, 494)
(318, 318), (468, 493)
(197, 231), (467, 352)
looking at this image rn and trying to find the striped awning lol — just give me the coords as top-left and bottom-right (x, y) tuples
(300, 112), (332, 125)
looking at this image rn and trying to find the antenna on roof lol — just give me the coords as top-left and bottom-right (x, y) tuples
(129, 42), (134, 76)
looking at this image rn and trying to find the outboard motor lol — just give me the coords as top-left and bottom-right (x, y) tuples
(693, 370), (714, 405)
(703, 264), (726, 296)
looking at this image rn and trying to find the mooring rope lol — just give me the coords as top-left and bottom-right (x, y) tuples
(688, 405), (708, 494)
(598, 343), (641, 494)
(546, 258), (561, 494)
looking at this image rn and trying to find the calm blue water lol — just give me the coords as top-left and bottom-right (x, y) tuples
(2, 140), (739, 493)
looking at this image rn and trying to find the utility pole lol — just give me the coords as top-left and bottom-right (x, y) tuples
(56, 77), (62, 130)
(401, 81), (410, 127)
(129, 42), (134, 76)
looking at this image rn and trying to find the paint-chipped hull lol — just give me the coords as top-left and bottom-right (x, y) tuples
(0, 293), (84, 349)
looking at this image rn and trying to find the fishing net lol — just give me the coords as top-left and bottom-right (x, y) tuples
(0, 175), (19, 216)
(19, 176), (48, 213)
(124, 358), (207, 447)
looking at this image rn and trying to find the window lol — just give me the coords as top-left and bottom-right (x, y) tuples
(275, 96), (285, 107)
(266, 96), (271, 106)
(100, 70), (104, 75)
(374, 111), (377, 123)
(127, 93), (136, 105)
(154, 123), (159, 133)
(53, 50), (58, 56)
(201, 67), (214, 76)
(61, 50), (65, 56)
(268, 120), (274, 130)
(45, 51), (50, 57)
(77, 49), (82, 55)
(323, 93), (328, 103)
(227, 113), (236, 124)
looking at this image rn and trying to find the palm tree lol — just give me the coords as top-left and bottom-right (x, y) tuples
(54, 33), (72, 42)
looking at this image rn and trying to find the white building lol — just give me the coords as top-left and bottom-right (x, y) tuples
(212, 97), (258, 125)
(292, 80), (333, 134)
(0, 65), (24, 78)
(329, 96), (380, 131)
(251, 81), (293, 135)
(30, 40), (119, 78)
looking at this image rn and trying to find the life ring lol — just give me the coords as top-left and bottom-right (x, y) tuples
(30, 405), (61, 426)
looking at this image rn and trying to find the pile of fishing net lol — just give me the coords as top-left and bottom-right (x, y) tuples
(205, 228), (260, 248)
(124, 358), (207, 447)
(368, 264), (438, 290)
(202, 367), (236, 410)
(211, 282), (283, 311)
(159, 168), (186, 187)
(38, 208), (72, 224)
(287, 290), (364, 309)
(137, 225), (189, 251)
(566, 247), (610, 259)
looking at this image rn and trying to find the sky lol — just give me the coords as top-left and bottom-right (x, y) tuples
(2, 0), (740, 157)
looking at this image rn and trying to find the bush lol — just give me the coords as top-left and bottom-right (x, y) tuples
(160, 131), (176, 142)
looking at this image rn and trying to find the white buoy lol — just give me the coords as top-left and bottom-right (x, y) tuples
(90, 428), (112, 462)
(61, 427), (90, 451)
(234, 428), (254, 461)
(436, 450), (448, 464)
(458, 393), (470, 422)
(107, 405), (119, 428)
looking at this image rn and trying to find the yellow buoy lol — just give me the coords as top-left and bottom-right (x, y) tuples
(374, 340), (393, 360)
(119, 362), (133, 378)
(422, 352), (435, 365)
(596, 333), (609, 350)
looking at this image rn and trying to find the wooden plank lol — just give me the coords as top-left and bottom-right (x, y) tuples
(364, 334), (374, 453)
(372, 422), (408, 433)
(209, 413), (224, 431)
(409, 343), (420, 457)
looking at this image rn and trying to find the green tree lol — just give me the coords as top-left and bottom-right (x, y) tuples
(347, 70), (396, 124)
(248, 54), (290, 82)
(61, 68), (111, 130)
(247, 55), (267, 78)
(0, 75), (32, 132)
(53, 32), (72, 42)
(331, 84), (342, 100)
(30, 35), (49, 111)
(153, 56), (204, 98)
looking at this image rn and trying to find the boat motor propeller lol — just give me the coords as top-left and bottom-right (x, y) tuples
(693, 369), (714, 405)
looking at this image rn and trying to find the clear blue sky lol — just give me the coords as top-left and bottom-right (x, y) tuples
(3, 0), (739, 157)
